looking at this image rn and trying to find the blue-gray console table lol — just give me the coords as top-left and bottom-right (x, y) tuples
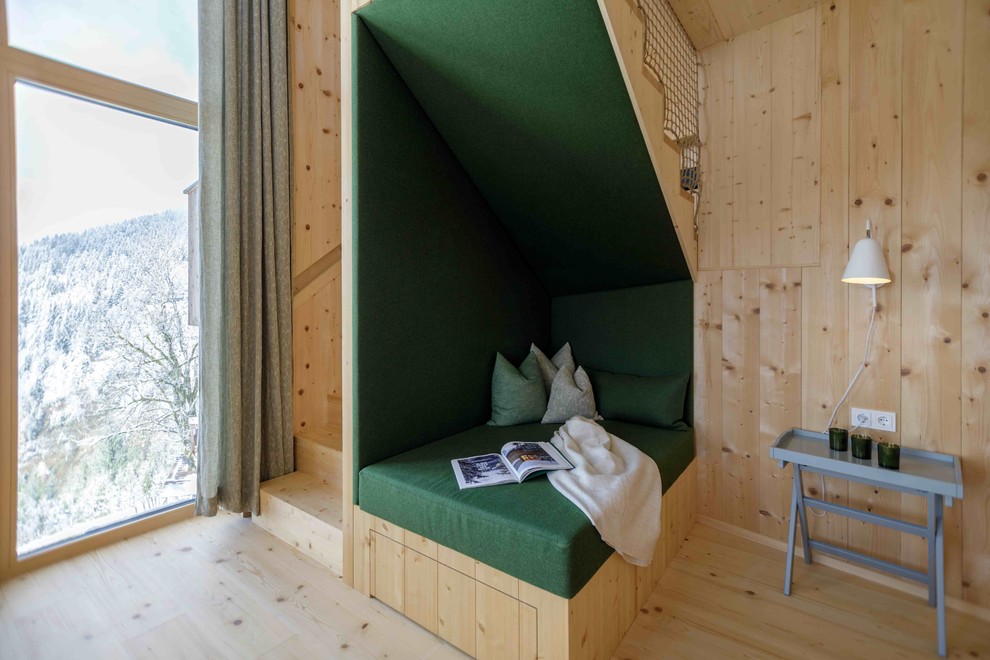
(770, 428), (964, 657)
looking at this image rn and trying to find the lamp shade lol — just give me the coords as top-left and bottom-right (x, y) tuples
(842, 236), (891, 285)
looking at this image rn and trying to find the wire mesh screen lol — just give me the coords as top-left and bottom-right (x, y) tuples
(635, 0), (700, 194)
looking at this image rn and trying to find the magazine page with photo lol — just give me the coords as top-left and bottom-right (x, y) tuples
(451, 454), (517, 489)
(503, 442), (571, 480)
(451, 441), (572, 489)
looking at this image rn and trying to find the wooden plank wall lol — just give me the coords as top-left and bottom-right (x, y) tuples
(695, 0), (990, 609)
(698, 6), (821, 269)
(288, 0), (343, 446)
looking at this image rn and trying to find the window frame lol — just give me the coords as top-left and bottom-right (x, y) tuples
(0, 0), (199, 579)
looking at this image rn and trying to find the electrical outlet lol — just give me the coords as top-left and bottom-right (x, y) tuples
(851, 407), (872, 428)
(874, 411), (896, 432)
(850, 407), (897, 431)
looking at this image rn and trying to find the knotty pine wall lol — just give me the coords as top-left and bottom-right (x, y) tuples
(289, 0), (343, 447)
(694, 0), (989, 607)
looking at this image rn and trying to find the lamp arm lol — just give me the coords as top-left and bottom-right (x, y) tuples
(822, 303), (879, 433)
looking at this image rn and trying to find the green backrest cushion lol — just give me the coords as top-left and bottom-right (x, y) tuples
(552, 281), (694, 424)
(588, 369), (689, 430)
(353, 18), (550, 501)
(356, 0), (690, 296)
(489, 353), (548, 426)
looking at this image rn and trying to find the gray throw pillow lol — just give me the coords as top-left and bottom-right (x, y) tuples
(489, 352), (548, 426)
(542, 363), (600, 424)
(530, 342), (574, 393)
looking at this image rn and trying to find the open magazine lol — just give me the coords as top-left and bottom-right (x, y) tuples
(451, 442), (573, 489)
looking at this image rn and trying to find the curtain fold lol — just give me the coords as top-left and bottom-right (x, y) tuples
(196, 0), (293, 516)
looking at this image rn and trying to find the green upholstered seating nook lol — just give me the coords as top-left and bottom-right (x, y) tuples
(359, 422), (694, 599)
(351, 0), (695, 602)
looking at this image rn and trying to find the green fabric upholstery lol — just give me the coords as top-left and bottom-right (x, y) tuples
(588, 370), (690, 430)
(552, 281), (694, 424)
(489, 353), (548, 426)
(356, 0), (690, 296)
(359, 421), (695, 598)
(353, 19), (550, 500)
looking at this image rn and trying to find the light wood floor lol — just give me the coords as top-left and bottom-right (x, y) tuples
(614, 521), (990, 659)
(1, 514), (988, 659)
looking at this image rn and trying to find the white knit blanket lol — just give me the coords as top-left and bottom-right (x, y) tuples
(548, 417), (662, 566)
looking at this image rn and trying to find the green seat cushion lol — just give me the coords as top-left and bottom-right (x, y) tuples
(588, 369), (690, 430)
(358, 421), (694, 598)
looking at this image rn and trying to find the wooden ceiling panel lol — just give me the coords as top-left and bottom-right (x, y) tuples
(667, 0), (725, 49)
(669, 0), (820, 49)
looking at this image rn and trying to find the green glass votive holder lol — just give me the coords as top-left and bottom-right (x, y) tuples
(878, 442), (901, 470)
(828, 427), (849, 452)
(851, 434), (873, 460)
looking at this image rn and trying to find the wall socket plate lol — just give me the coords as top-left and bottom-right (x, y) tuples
(851, 407), (897, 432)
(851, 407), (872, 427)
(874, 411), (896, 432)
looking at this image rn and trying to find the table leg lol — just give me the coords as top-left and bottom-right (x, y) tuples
(784, 464), (799, 596)
(794, 466), (812, 564)
(935, 495), (946, 658)
(927, 494), (937, 607)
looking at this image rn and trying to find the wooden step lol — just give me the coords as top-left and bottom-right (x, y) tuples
(254, 471), (343, 575)
(294, 427), (343, 487)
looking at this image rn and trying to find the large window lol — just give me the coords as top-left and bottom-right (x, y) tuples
(1, 0), (199, 567)
(7, 0), (198, 101)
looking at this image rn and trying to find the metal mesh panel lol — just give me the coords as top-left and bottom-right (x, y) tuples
(635, 0), (700, 196)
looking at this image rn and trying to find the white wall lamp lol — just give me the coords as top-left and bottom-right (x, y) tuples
(823, 219), (892, 432)
(842, 219), (892, 307)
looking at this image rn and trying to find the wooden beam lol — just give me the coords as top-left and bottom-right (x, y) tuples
(292, 244), (342, 306)
(0, 66), (15, 579)
(340, 0), (356, 587)
(960, 0), (990, 608)
(0, 46), (196, 128)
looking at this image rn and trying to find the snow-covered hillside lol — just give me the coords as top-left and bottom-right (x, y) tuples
(17, 210), (198, 551)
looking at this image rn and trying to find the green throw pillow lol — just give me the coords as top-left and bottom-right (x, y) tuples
(586, 369), (690, 430)
(489, 352), (549, 426)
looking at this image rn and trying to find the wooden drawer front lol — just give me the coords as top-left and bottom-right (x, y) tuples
(475, 562), (519, 598)
(373, 517), (405, 543)
(405, 530), (438, 559)
(438, 564), (476, 656)
(476, 582), (519, 660)
(438, 544), (476, 576)
(520, 602), (537, 660)
(370, 522), (540, 660)
(404, 547), (438, 634)
(373, 533), (404, 612)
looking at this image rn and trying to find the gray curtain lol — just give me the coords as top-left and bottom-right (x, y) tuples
(196, 0), (293, 516)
